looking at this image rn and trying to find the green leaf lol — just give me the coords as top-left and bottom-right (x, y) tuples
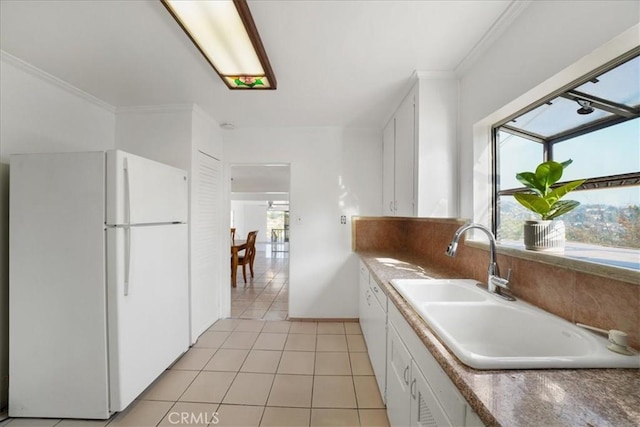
(515, 172), (544, 195)
(544, 199), (580, 220)
(514, 192), (551, 217)
(535, 161), (564, 192)
(559, 159), (573, 169)
(545, 179), (586, 205)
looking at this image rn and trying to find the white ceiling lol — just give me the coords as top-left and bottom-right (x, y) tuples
(0, 0), (519, 129)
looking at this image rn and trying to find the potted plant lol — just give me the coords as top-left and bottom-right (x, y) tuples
(514, 159), (585, 252)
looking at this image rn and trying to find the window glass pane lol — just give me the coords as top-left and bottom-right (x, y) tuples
(508, 97), (613, 138)
(564, 187), (640, 250)
(574, 56), (640, 107)
(497, 131), (544, 190)
(553, 118), (640, 180)
(496, 195), (537, 241)
(497, 188), (640, 251)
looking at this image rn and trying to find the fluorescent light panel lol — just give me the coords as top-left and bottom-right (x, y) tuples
(162, 0), (276, 89)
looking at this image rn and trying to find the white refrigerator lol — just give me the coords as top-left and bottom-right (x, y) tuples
(9, 150), (190, 419)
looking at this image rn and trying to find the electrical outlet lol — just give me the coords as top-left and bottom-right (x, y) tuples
(340, 215), (347, 224)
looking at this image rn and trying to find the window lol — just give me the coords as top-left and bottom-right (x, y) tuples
(266, 201), (289, 254)
(493, 50), (640, 269)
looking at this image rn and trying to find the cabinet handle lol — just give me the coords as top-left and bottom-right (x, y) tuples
(389, 201), (394, 213)
(411, 378), (417, 399)
(373, 286), (379, 293)
(403, 365), (409, 385)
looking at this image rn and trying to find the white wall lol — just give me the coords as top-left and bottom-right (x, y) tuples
(457, 0), (640, 219)
(224, 127), (381, 318)
(0, 53), (116, 410)
(231, 200), (268, 243)
(115, 106), (192, 171)
(0, 54), (116, 163)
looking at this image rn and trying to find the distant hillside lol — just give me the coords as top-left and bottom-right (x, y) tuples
(498, 200), (640, 249)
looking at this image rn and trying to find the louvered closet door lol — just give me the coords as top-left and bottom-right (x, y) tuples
(191, 151), (221, 342)
(410, 361), (452, 427)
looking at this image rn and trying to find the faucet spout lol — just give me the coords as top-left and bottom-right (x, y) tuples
(445, 223), (505, 295)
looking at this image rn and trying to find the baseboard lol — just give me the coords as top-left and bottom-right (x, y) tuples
(287, 317), (359, 322)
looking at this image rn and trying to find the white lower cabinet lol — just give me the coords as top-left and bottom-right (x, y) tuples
(387, 301), (484, 427)
(359, 261), (484, 426)
(388, 323), (451, 427)
(386, 323), (413, 427)
(359, 261), (387, 402)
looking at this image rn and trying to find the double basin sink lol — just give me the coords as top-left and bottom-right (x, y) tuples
(390, 279), (640, 369)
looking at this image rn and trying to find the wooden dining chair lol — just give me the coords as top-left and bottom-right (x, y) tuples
(236, 230), (258, 284)
(230, 227), (236, 245)
(248, 230), (259, 276)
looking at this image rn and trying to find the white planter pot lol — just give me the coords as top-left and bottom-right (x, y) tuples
(523, 220), (565, 252)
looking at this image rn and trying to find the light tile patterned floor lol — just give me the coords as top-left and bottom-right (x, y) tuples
(3, 320), (389, 427)
(231, 250), (289, 321)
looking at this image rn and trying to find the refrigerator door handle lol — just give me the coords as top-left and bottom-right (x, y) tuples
(124, 157), (131, 225)
(124, 158), (131, 296)
(124, 226), (131, 296)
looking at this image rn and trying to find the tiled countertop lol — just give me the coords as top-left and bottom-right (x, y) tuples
(358, 251), (640, 427)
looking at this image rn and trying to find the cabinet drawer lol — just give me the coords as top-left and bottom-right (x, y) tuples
(359, 260), (369, 282)
(370, 277), (387, 312)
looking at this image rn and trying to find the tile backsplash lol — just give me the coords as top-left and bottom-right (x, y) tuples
(353, 216), (640, 349)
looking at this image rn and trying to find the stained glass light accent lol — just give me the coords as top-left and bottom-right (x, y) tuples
(226, 76), (269, 89)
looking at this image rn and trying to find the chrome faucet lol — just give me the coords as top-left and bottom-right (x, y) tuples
(446, 223), (515, 301)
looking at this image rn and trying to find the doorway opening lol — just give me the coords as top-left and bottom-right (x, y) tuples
(229, 164), (290, 320)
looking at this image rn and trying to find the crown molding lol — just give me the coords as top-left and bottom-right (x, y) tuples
(0, 50), (116, 113)
(455, 0), (533, 77)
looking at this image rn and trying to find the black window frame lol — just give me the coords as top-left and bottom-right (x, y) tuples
(491, 47), (640, 241)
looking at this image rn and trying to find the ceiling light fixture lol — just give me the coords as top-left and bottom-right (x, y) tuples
(161, 0), (277, 90)
(576, 99), (594, 115)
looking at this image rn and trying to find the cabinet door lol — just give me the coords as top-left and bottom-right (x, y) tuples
(361, 289), (373, 347)
(394, 91), (415, 216)
(359, 272), (374, 355)
(382, 118), (396, 215)
(410, 361), (452, 427)
(359, 263), (369, 321)
(369, 295), (387, 403)
(386, 324), (412, 427)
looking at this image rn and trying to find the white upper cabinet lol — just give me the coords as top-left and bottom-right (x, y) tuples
(382, 118), (396, 215)
(382, 73), (458, 217)
(395, 89), (417, 216)
(383, 87), (416, 217)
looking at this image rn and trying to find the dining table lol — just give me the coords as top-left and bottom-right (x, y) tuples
(230, 239), (246, 287)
